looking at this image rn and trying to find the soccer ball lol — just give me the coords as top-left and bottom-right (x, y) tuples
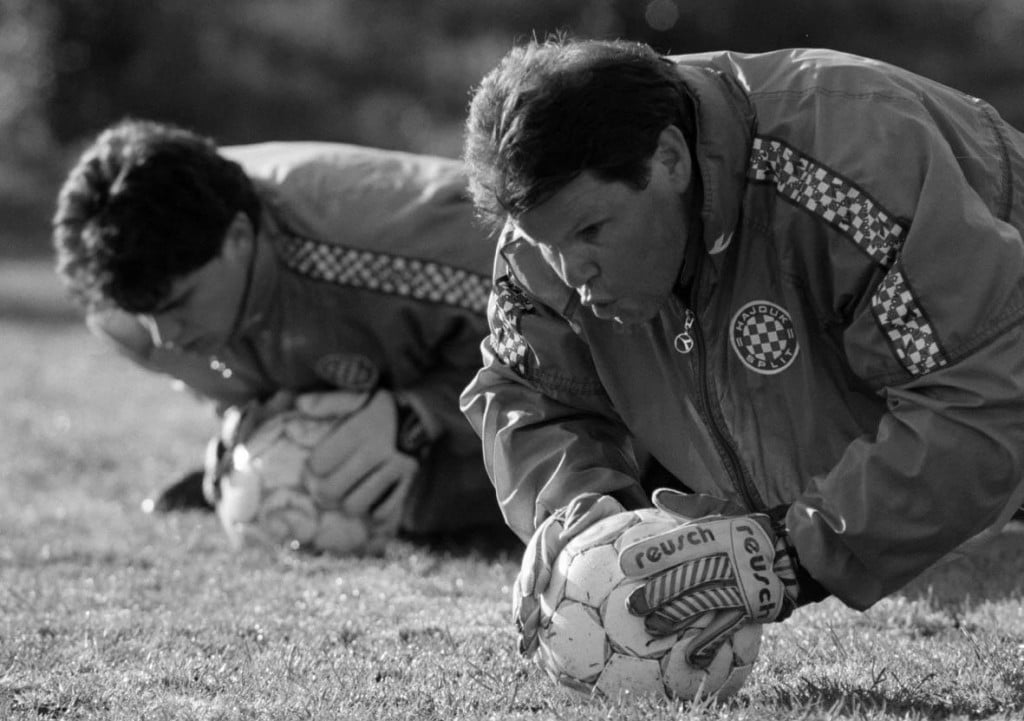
(535, 509), (763, 701)
(215, 409), (387, 555)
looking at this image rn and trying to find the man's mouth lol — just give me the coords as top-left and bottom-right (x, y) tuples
(580, 289), (615, 309)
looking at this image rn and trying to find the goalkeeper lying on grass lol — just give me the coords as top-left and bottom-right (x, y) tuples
(51, 118), (508, 553)
(460, 37), (1024, 663)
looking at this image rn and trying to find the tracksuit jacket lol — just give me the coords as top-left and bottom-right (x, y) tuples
(90, 142), (503, 533)
(460, 49), (1024, 609)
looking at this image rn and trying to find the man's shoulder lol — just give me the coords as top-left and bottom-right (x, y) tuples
(672, 48), (926, 98)
(220, 142), (464, 184)
(233, 143), (495, 274)
(224, 140), (472, 233)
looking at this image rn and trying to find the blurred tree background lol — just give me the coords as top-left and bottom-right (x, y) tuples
(2, 0), (1024, 257)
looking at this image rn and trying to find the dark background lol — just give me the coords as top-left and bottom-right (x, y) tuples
(3, 0), (1023, 257)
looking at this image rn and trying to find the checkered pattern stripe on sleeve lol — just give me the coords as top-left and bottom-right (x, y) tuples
(489, 276), (535, 377)
(748, 137), (906, 267)
(279, 235), (491, 314)
(872, 269), (948, 375)
(748, 136), (947, 377)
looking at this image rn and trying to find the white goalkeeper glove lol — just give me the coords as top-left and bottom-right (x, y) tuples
(513, 493), (627, 658)
(300, 389), (432, 535)
(619, 488), (814, 664)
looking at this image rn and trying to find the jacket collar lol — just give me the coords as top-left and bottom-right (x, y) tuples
(671, 59), (756, 258)
(497, 221), (578, 318)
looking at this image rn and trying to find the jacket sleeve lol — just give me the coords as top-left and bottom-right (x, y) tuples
(773, 77), (1024, 608)
(459, 273), (648, 542)
(396, 313), (494, 452)
(790, 323), (1024, 608)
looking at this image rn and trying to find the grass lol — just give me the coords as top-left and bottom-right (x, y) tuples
(3, 256), (1024, 720)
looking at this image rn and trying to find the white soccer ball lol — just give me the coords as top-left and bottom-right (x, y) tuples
(215, 410), (386, 555)
(535, 509), (763, 701)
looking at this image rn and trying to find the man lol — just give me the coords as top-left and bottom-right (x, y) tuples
(52, 118), (507, 547)
(460, 38), (1024, 660)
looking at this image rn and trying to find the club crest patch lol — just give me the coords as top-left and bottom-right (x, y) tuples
(730, 301), (799, 375)
(490, 276), (535, 377)
(315, 353), (379, 391)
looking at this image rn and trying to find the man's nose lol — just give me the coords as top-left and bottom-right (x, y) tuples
(558, 251), (599, 296)
(138, 314), (182, 348)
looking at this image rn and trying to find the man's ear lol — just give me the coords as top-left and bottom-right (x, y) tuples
(654, 124), (693, 193)
(220, 212), (255, 265)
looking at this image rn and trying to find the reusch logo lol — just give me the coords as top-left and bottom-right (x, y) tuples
(736, 522), (776, 617)
(630, 525), (716, 571)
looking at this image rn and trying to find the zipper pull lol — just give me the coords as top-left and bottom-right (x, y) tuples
(674, 309), (696, 354)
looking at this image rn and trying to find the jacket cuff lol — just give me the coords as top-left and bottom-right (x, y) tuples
(769, 503), (831, 606)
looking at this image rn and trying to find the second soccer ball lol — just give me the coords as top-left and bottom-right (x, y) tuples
(215, 409), (384, 555)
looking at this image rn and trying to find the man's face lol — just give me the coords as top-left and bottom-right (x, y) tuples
(136, 214), (254, 355)
(514, 126), (696, 325)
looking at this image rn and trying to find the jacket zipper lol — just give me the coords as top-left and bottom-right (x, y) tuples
(680, 306), (766, 512)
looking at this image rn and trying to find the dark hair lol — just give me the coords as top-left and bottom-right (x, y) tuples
(52, 118), (260, 312)
(463, 37), (691, 229)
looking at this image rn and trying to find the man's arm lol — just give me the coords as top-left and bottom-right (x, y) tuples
(790, 321), (1024, 609)
(460, 277), (648, 542)
(771, 88), (1024, 609)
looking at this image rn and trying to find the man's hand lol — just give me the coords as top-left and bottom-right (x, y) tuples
(300, 389), (429, 534)
(619, 488), (803, 664)
(513, 493), (626, 657)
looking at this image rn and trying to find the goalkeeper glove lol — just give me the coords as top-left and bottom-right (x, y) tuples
(300, 389), (431, 533)
(619, 488), (817, 664)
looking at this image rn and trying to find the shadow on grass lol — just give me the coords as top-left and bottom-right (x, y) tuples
(401, 524), (524, 562)
(765, 676), (1020, 720)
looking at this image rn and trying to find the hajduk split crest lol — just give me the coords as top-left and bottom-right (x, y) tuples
(730, 300), (799, 374)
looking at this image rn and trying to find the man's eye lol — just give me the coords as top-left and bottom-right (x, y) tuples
(578, 223), (601, 242)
